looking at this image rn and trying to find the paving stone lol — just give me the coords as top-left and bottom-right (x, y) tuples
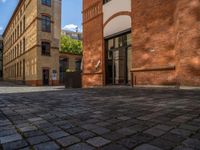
(161, 133), (185, 143)
(182, 138), (200, 150)
(134, 144), (163, 150)
(129, 133), (154, 145)
(117, 116), (131, 121)
(173, 146), (194, 150)
(42, 126), (61, 133)
(172, 116), (192, 123)
(0, 133), (22, 144)
(2, 140), (28, 150)
(27, 135), (50, 145)
(67, 143), (95, 150)
(144, 127), (165, 137)
(91, 127), (110, 135)
(86, 137), (111, 147)
(66, 127), (84, 135)
(192, 132), (200, 140)
(154, 124), (174, 131)
(0, 120), (12, 126)
(116, 127), (137, 136)
(179, 124), (200, 131)
(96, 121), (111, 127)
(28, 117), (43, 122)
(101, 143), (128, 150)
(18, 126), (37, 132)
(48, 130), (69, 139)
(149, 138), (177, 150)
(0, 129), (17, 137)
(170, 129), (192, 137)
(34, 141), (60, 150)
(60, 124), (75, 130)
(129, 124), (150, 132)
(102, 131), (125, 141)
(75, 131), (96, 140)
(23, 130), (44, 138)
(81, 124), (99, 130)
(56, 135), (80, 147)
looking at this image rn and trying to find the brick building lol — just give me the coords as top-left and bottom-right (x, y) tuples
(3, 0), (61, 86)
(0, 36), (3, 79)
(82, 0), (200, 87)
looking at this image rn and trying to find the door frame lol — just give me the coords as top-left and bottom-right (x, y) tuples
(42, 68), (50, 86)
(104, 30), (132, 85)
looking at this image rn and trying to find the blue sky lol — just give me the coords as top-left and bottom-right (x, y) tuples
(0, 0), (82, 34)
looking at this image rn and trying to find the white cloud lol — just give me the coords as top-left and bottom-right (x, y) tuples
(0, 26), (3, 31)
(0, 0), (7, 3)
(62, 24), (81, 32)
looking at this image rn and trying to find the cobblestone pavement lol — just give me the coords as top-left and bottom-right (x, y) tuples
(0, 83), (200, 150)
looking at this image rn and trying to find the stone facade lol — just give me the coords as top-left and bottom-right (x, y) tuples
(3, 0), (61, 86)
(82, 0), (200, 87)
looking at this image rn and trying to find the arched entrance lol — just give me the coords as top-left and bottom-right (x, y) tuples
(104, 14), (132, 85)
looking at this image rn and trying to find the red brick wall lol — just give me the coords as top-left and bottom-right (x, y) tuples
(132, 0), (177, 86)
(175, 0), (200, 86)
(82, 0), (200, 87)
(82, 0), (104, 87)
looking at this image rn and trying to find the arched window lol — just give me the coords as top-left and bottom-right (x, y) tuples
(41, 15), (51, 32)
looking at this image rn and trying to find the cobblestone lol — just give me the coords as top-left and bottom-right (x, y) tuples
(86, 137), (111, 147)
(56, 135), (80, 147)
(34, 141), (60, 150)
(67, 143), (95, 150)
(0, 84), (200, 149)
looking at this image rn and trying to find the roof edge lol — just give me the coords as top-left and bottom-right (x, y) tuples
(2, 0), (23, 37)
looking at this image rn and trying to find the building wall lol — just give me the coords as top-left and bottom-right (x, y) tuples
(175, 0), (200, 86)
(82, 0), (200, 87)
(0, 37), (3, 79)
(3, 0), (61, 86)
(132, 0), (200, 86)
(82, 0), (104, 87)
(132, 0), (177, 85)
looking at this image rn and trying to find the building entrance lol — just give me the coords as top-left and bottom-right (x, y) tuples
(43, 69), (49, 86)
(105, 31), (132, 85)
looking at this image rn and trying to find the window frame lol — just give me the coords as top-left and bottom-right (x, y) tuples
(41, 0), (51, 7)
(103, 0), (111, 4)
(41, 15), (51, 32)
(41, 41), (51, 56)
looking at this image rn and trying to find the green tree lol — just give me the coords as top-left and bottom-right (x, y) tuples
(60, 35), (83, 55)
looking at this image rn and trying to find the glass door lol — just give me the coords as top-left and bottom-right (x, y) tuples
(105, 31), (132, 85)
(112, 48), (127, 84)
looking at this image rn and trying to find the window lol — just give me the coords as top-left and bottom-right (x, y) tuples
(41, 15), (51, 32)
(75, 59), (82, 71)
(41, 42), (50, 56)
(42, 0), (51, 7)
(23, 16), (26, 32)
(103, 0), (111, 4)
(23, 38), (25, 53)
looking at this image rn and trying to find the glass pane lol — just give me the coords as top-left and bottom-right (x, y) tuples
(127, 33), (132, 46)
(108, 39), (114, 50)
(115, 37), (119, 48)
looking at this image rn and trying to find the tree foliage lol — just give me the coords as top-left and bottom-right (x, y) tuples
(60, 35), (82, 55)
